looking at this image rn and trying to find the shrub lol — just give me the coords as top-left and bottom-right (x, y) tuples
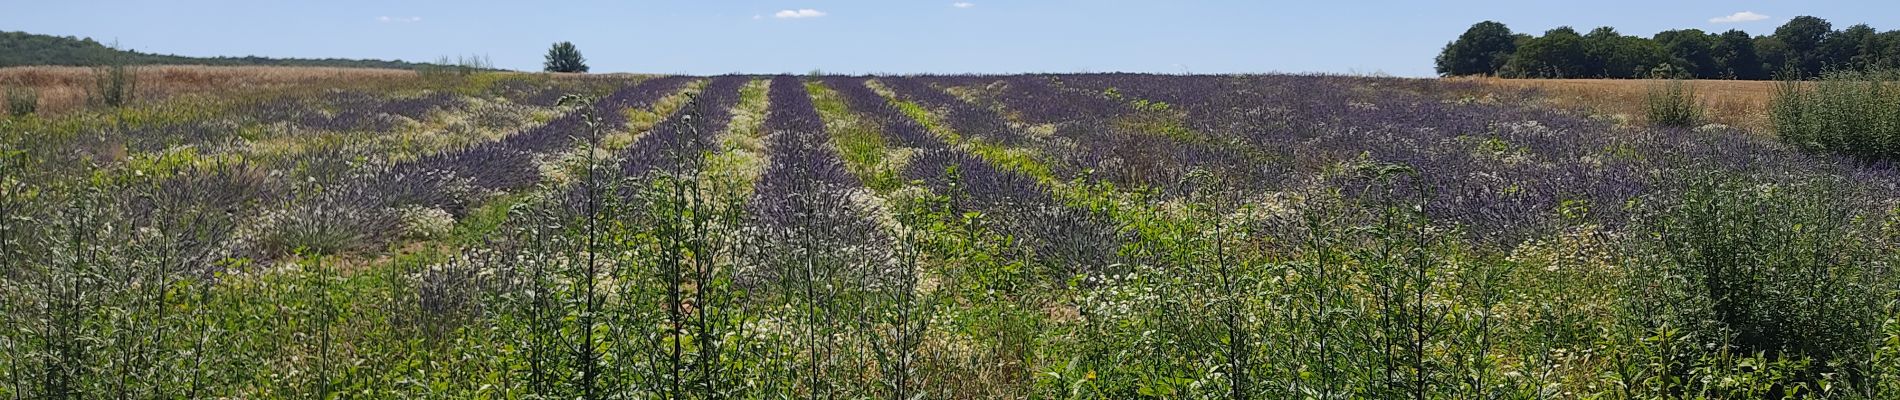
(1771, 69), (1900, 161)
(1644, 78), (1701, 128)
(420, 54), (493, 81)
(1634, 173), (1887, 393)
(4, 86), (35, 117)
(1770, 78), (1815, 146)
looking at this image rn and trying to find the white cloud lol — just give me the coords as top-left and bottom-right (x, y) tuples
(1709, 11), (1768, 23)
(774, 9), (826, 19)
(377, 16), (423, 23)
(753, 15), (763, 20)
(952, 2), (974, 8)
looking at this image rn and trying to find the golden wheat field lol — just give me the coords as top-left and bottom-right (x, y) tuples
(1454, 77), (1781, 133)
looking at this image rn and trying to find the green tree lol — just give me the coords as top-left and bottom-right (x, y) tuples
(1582, 27), (1671, 78)
(1879, 30), (1900, 69)
(1823, 24), (1881, 71)
(1755, 35), (1789, 76)
(1435, 21), (1518, 76)
(543, 41), (589, 73)
(1654, 29), (1719, 78)
(1773, 16), (1834, 77)
(1505, 27), (1587, 78)
(1710, 30), (1767, 79)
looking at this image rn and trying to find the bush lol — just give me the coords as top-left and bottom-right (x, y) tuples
(420, 54), (493, 81)
(1644, 78), (1702, 128)
(1634, 173), (1887, 393)
(4, 86), (35, 117)
(1771, 69), (1900, 161)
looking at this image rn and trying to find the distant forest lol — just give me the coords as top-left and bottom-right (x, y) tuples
(1437, 16), (1900, 79)
(0, 30), (439, 70)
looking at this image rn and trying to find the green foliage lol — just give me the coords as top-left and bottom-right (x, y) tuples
(0, 30), (443, 69)
(1771, 69), (1900, 161)
(1654, 29), (1719, 78)
(542, 41), (589, 73)
(1882, 31), (1900, 70)
(1581, 26), (1675, 79)
(1775, 16), (1836, 77)
(1504, 27), (1587, 78)
(1714, 29), (1769, 79)
(1436, 21), (1518, 77)
(1475, 16), (1900, 80)
(1828, 24), (1883, 72)
(1631, 173), (1887, 395)
(4, 86), (34, 117)
(1645, 78), (1703, 128)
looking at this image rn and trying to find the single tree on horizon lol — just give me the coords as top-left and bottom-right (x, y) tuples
(544, 41), (589, 73)
(1436, 21), (1519, 77)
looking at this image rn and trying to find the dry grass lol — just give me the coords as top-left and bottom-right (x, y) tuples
(1451, 77), (1781, 133)
(0, 65), (422, 115)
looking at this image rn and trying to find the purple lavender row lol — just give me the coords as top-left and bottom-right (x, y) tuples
(879, 77), (1081, 180)
(250, 90), (454, 133)
(821, 77), (1034, 206)
(111, 88), (469, 157)
(131, 78), (684, 155)
(1050, 73), (1900, 244)
(499, 76), (695, 155)
(551, 76), (746, 219)
(818, 76), (945, 149)
(491, 79), (571, 107)
(878, 78), (1026, 147)
(617, 75), (749, 181)
(911, 149), (1126, 276)
(752, 76), (866, 214)
(404, 76), (694, 193)
(376, 92), (462, 120)
(116, 90), (395, 152)
(1041, 74), (1644, 241)
(824, 76), (1125, 279)
(918, 75), (1262, 193)
(744, 76), (893, 286)
(970, 75), (1127, 125)
(214, 79), (691, 259)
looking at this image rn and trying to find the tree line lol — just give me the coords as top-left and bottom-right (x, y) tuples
(5, 30), (602, 74)
(1437, 16), (1900, 79)
(0, 30), (441, 70)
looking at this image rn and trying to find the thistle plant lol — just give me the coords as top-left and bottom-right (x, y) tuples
(1645, 78), (1702, 128)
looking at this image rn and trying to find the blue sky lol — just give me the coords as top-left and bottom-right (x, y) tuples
(6, 1), (1900, 76)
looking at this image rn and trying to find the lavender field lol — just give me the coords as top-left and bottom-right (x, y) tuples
(4, 72), (1900, 399)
